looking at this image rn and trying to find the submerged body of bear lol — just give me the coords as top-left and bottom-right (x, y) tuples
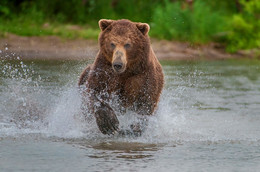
(79, 19), (164, 135)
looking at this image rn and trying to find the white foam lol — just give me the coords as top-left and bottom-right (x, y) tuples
(46, 87), (86, 138)
(1, 60), (260, 144)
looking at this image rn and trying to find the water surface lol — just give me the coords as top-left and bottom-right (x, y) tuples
(0, 57), (260, 171)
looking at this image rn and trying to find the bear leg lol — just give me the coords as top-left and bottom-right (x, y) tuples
(95, 102), (119, 135)
(91, 94), (119, 135)
(78, 64), (92, 86)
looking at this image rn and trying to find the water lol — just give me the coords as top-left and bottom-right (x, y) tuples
(0, 56), (260, 172)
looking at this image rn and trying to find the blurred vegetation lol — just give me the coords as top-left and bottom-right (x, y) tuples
(226, 0), (260, 52)
(0, 0), (259, 52)
(151, 0), (228, 42)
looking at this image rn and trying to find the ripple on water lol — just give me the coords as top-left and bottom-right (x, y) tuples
(0, 59), (260, 171)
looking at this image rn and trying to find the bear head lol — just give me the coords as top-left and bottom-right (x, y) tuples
(98, 19), (151, 74)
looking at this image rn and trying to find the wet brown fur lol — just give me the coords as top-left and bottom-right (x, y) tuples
(79, 19), (164, 135)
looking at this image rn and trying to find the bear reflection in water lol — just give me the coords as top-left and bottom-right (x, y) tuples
(78, 19), (164, 136)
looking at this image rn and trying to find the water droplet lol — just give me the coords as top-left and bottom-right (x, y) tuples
(5, 47), (8, 50)
(0, 50), (2, 53)
(17, 56), (20, 60)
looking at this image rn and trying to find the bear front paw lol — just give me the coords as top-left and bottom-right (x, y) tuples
(95, 106), (119, 135)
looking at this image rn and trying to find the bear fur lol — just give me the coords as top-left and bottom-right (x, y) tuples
(79, 19), (164, 135)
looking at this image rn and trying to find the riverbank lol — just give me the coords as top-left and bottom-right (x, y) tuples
(0, 34), (258, 61)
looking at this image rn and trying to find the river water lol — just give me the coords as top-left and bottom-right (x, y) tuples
(0, 57), (260, 172)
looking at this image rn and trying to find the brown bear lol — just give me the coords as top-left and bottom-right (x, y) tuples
(78, 19), (164, 135)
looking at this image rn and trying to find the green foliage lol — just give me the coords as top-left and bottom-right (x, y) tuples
(0, 0), (160, 24)
(202, 0), (238, 13)
(112, 0), (160, 22)
(0, 19), (99, 39)
(0, 0), (11, 18)
(0, 0), (161, 39)
(0, 0), (259, 52)
(226, 0), (260, 52)
(150, 0), (227, 43)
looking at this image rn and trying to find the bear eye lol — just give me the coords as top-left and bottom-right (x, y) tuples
(124, 43), (131, 49)
(110, 43), (115, 49)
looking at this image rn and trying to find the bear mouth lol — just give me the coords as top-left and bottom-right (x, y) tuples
(112, 67), (126, 74)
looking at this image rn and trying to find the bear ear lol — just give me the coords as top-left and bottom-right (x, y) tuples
(99, 19), (114, 31)
(136, 23), (150, 35)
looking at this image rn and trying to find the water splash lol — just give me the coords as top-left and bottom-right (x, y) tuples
(0, 58), (260, 144)
(46, 87), (87, 138)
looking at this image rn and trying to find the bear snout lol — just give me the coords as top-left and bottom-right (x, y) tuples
(112, 60), (126, 73)
(112, 50), (127, 73)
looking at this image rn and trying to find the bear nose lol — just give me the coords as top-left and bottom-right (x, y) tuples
(113, 62), (123, 70)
